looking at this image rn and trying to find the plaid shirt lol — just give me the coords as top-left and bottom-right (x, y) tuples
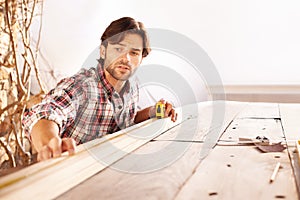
(22, 64), (139, 145)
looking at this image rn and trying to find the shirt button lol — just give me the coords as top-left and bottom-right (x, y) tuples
(118, 105), (122, 109)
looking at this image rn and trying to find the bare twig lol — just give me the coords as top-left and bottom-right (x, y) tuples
(12, 118), (28, 158)
(1, 0), (45, 170)
(4, 0), (27, 96)
(0, 139), (16, 168)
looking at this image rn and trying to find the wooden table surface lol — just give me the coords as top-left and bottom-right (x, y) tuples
(0, 101), (300, 200)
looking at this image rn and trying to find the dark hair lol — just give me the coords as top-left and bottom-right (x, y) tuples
(99, 17), (151, 65)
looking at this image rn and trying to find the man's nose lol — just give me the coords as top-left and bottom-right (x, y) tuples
(121, 52), (131, 63)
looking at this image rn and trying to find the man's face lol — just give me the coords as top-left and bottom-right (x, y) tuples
(101, 33), (143, 81)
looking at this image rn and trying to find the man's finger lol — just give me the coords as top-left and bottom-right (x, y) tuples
(164, 102), (172, 117)
(169, 109), (176, 122)
(37, 145), (52, 161)
(62, 138), (76, 155)
(171, 110), (178, 122)
(48, 137), (62, 158)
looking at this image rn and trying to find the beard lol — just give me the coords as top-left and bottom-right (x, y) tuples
(105, 62), (134, 81)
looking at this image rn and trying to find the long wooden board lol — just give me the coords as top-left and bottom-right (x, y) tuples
(57, 141), (204, 200)
(0, 114), (183, 200)
(279, 103), (300, 143)
(219, 118), (284, 144)
(237, 102), (280, 119)
(279, 103), (300, 195)
(156, 101), (247, 141)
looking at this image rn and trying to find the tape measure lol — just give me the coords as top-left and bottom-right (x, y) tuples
(155, 102), (165, 119)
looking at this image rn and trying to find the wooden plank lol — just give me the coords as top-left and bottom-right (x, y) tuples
(0, 114), (184, 200)
(279, 103), (300, 144)
(237, 102), (280, 119)
(279, 103), (300, 195)
(289, 149), (300, 194)
(156, 101), (248, 141)
(175, 145), (298, 200)
(219, 102), (282, 144)
(219, 118), (284, 144)
(56, 141), (204, 200)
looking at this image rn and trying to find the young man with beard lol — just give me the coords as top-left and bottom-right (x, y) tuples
(23, 17), (177, 161)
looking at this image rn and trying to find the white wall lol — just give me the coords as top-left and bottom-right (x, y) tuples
(35, 0), (300, 94)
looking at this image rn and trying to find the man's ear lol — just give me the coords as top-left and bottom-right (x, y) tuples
(100, 45), (106, 59)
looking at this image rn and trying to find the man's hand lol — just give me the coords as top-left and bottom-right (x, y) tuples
(134, 100), (178, 124)
(31, 119), (77, 161)
(37, 136), (76, 161)
(158, 100), (178, 122)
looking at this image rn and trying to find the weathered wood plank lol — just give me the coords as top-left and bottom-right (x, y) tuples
(219, 102), (282, 144)
(56, 141), (204, 200)
(175, 146), (297, 200)
(219, 118), (284, 143)
(279, 103), (300, 144)
(279, 103), (300, 196)
(156, 101), (247, 141)
(0, 116), (181, 200)
(237, 102), (280, 119)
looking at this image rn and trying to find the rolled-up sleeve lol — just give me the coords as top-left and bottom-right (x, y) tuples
(22, 77), (81, 137)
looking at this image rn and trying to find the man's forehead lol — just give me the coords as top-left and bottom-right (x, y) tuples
(110, 33), (143, 50)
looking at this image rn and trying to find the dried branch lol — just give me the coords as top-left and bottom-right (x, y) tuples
(25, 0), (36, 31)
(12, 118), (29, 159)
(4, 0), (27, 96)
(0, 139), (16, 168)
(0, 96), (25, 117)
(1, 0), (45, 170)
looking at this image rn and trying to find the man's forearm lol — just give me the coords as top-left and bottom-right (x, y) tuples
(134, 106), (156, 124)
(31, 119), (60, 152)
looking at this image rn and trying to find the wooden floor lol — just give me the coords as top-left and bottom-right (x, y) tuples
(0, 101), (299, 200)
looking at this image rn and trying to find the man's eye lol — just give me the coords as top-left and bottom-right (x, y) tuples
(115, 48), (123, 52)
(131, 51), (140, 56)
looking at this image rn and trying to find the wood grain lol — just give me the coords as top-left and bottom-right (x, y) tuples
(56, 101), (243, 200)
(156, 101), (247, 142)
(279, 103), (300, 143)
(279, 103), (300, 195)
(220, 118), (284, 143)
(175, 145), (297, 200)
(237, 102), (280, 119)
(175, 102), (298, 200)
(0, 116), (181, 200)
(56, 141), (204, 200)
(2, 101), (299, 200)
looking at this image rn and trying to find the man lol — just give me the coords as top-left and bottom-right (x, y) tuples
(23, 17), (177, 161)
